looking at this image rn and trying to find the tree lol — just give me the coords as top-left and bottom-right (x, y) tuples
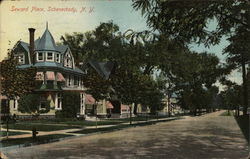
(61, 92), (80, 118)
(1, 49), (37, 137)
(223, 25), (250, 115)
(171, 52), (224, 115)
(220, 84), (243, 116)
(61, 22), (170, 114)
(0, 51), (37, 99)
(18, 94), (50, 116)
(132, 0), (250, 115)
(82, 64), (112, 101)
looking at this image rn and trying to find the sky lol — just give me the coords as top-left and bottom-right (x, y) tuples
(0, 0), (241, 85)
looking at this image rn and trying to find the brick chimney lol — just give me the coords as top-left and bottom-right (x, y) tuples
(28, 28), (35, 64)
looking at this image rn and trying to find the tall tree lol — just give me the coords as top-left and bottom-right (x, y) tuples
(132, 0), (250, 115)
(61, 22), (170, 113)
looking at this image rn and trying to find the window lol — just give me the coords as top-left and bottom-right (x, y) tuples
(74, 76), (79, 86)
(37, 52), (43, 61)
(13, 99), (16, 109)
(55, 53), (60, 63)
(65, 58), (72, 67)
(64, 52), (73, 68)
(40, 96), (47, 109)
(47, 52), (54, 61)
(18, 55), (25, 64)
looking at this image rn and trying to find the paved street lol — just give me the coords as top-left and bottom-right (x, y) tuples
(2, 111), (249, 159)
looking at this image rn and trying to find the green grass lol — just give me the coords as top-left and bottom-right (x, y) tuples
(0, 131), (29, 137)
(0, 134), (73, 147)
(38, 120), (124, 126)
(1, 115), (171, 132)
(2, 123), (81, 131)
(235, 115), (249, 143)
(11, 116), (167, 127)
(19, 118), (124, 126)
(71, 118), (178, 134)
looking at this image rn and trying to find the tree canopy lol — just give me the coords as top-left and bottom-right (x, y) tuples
(0, 51), (36, 99)
(132, 0), (250, 115)
(61, 21), (227, 114)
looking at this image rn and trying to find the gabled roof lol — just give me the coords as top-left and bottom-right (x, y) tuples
(55, 45), (68, 54)
(19, 41), (29, 52)
(88, 61), (115, 80)
(36, 28), (57, 51)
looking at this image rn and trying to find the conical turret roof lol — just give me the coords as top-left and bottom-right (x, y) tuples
(36, 24), (57, 51)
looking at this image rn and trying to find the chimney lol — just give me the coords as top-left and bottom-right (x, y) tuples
(28, 28), (35, 64)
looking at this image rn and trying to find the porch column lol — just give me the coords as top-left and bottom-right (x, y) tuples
(80, 93), (85, 115)
(55, 93), (58, 109)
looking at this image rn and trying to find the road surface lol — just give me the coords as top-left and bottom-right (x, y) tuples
(2, 111), (249, 159)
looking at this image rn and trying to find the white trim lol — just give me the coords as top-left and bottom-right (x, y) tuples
(37, 52), (44, 62)
(18, 54), (25, 64)
(46, 52), (54, 61)
(55, 53), (60, 63)
(63, 48), (75, 69)
(55, 93), (62, 110)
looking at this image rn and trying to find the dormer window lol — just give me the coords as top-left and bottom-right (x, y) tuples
(18, 54), (25, 64)
(64, 52), (72, 68)
(47, 52), (54, 61)
(37, 52), (44, 61)
(55, 53), (60, 63)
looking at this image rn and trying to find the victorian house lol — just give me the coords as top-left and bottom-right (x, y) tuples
(7, 25), (86, 118)
(1, 25), (148, 119)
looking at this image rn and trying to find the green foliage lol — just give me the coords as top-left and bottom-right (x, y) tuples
(18, 94), (50, 115)
(61, 22), (168, 111)
(132, 0), (249, 46)
(61, 92), (80, 118)
(220, 84), (243, 110)
(83, 67), (111, 101)
(0, 52), (37, 99)
(61, 21), (225, 113)
(171, 52), (223, 113)
(132, 0), (250, 114)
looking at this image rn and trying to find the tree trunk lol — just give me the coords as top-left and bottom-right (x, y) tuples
(129, 105), (132, 125)
(167, 94), (171, 117)
(133, 103), (138, 115)
(241, 55), (248, 115)
(193, 109), (197, 116)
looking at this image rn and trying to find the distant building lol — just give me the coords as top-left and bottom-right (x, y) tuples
(160, 93), (181, 116)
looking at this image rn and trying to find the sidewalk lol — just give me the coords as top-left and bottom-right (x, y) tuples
(0, 116), (178, 140)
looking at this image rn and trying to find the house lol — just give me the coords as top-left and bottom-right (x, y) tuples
(160, 93), (181, 116)
(1, 24), (148, 119)
(3, 25), (87, 118)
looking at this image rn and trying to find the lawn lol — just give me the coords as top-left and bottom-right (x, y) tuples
(71, 117), (179, 134)
(32, 120), (125, 126)
(0, 134), (73, 147)
(235, 115), (249, 143)
(0, 131), (29, 137)
(1, 115), (171, 132)
(2, 123), (81, 131)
